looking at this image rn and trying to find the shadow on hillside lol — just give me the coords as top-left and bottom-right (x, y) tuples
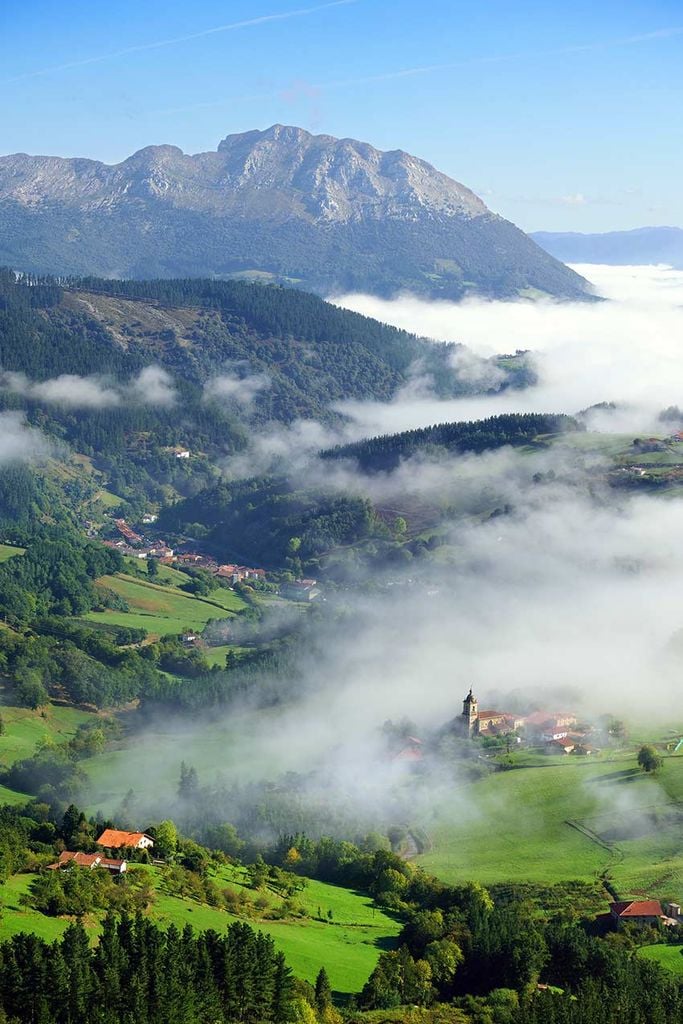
(588, 768), (642, 786)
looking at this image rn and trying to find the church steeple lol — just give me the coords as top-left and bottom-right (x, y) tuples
(461, 688), (478, 736)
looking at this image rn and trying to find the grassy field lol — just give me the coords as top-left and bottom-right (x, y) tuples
(638, 944), (683, 977)
(202, 644), (249, 668)
(82, 706), (299, 813)
(0, 865), (399, 994)
(86, 572), (246, 637)
(0, 699), (93, 770)
(0, 543), (25, 563)
(152, 865), (400, 993)
(0, 874), (102, 942)
(0, 783), (30, 805)
(417, 754), (683, 904)
(91, 488), (124, 510)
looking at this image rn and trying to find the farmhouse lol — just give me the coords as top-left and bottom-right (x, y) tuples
(280, 579), (320, 601)
(216, 563), (267, 583)
(524, 710), (578, 740)
(47, 851), (127, 874)
(609, 900), (680, 928)
(147, 543), (174, 558)
(545, 737), (575, 755)
(97, 829), (154, 850)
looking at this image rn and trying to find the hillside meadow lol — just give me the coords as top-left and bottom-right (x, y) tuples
(0, 862), (400, 993)
(0, 698), (93, 770)
(417, 753), (683, 904)
(86, 572), (246, 637)
(0, 544), (25, 563)
(639, 943), (683, 978)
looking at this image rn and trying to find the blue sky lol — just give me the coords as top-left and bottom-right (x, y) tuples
(1, 0), (681, 232)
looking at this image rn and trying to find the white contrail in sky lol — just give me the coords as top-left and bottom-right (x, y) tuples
(3, 0), (356, 84)
(150, 24), (683, 118)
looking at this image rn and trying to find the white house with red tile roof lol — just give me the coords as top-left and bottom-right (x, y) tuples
(47, 851), (127, 873)
(96, 829), (154, 850)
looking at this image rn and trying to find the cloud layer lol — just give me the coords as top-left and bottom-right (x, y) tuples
(0, 411), (52, 464)
(332, 264), (683, 437)
(0, 365), (176, 409)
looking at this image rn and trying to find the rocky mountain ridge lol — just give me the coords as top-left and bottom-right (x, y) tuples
(0, 125), (590, 300)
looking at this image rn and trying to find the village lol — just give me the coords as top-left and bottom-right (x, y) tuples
(390, 688), (597, 768)
(455, 687), (596, 755)
(101, 516), (320, 600)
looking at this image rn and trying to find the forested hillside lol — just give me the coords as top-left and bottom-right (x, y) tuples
(158, 414), (580, 573)
(0, 271), (534, 526)
(323, 414), (582, 471)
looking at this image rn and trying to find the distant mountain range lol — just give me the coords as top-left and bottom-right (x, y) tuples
(532, 227), (683, 269)
(0, 124), (589, 301)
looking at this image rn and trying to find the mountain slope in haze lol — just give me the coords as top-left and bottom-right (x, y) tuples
(0, 125), (589, 301)
(0, 272), (533, 522)
(532, 226), (683, 269)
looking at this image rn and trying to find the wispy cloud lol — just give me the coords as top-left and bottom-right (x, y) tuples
(559, 193), (588, 207)
(2, 1), (356, 84)
(149, 24), (683, 119)
(0, 365), (177, 409)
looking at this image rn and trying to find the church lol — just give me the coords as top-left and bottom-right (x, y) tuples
(457, 688), (580, 743)
(457, 688), (525, 738)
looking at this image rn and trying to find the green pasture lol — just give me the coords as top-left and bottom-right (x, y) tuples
(86, 572), (246, 637)
(0, 874), (101, 943)
(91, 488), (123, 509)
(153, 862), (400, 992)
(0, 543), (25, 563)
(418, 755), (683, 903)
(152, 873), (398, 992)
(638, 944), (683, 977)
(0, 784), (29, 806)
(0, 700), (93, 769)
(0, 864), (398, 994)
(202, 644), (249, 668)
(553, 432), (634, 457)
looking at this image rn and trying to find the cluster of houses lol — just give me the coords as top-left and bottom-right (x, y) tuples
(104, 519), (268, 583)
(105, 519), (175, 561)
(46, 827), (154, 876)
(457, 689), (594, 753)
(46, 829), (155, 876)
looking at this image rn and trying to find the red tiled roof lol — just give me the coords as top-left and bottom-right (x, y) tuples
(98, 856), (126, 869)
(59, 851), (100, 867)
(392, 747), (423, 762)
(610, 900), (663, 918)
(97, 829), (152, 848)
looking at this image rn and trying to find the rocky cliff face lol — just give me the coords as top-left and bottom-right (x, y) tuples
(0, 125), (590, 300)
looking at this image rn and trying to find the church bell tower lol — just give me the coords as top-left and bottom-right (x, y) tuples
(461, 688), (478, 737)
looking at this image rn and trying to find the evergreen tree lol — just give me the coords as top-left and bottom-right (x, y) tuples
(314, 967), (332, 1013)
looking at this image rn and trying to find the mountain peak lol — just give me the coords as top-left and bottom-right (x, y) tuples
(0, 126), (590, 301)
(213, 124), (487, 223)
